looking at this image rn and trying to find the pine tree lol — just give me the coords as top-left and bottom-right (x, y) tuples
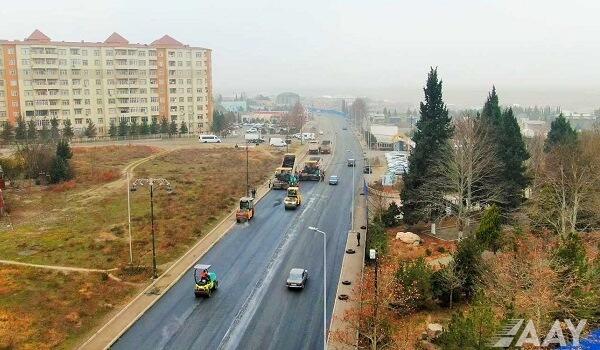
(480, 88), (529, 210)
(160, 117), (169, 134)
(39, 123), (50, 141)
(401, 68), (453, 224)
(118, 119), (129, 137)
(130, 119), (139, 136)
(169, 119), (177, 136)
(108, 121), (118, 138)
(56, 138), (73, 160)
(62, 119), (74, 140)
(150, 118), (158, 134)
(498, 107), (529, 209)
(84, 120), (97, 138)
(15, 117), (27, 140)
(211, 111), (224, 133)
(141, 119), (150, 135)
(545, 113), (577, 151)
(1, 122), (14, 143)
(179, 121), (188, 134)
(50, 117), (60, 140)
(27, 119), (37, 140)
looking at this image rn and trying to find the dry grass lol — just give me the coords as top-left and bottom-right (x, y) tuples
(0, 265), (136, 350)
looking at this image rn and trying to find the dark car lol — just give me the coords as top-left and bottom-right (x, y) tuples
(342, 126), (348, 130)
(363, 165), (372, 174)
(286, 268), (308, 289)
(347, 158), (356, 167)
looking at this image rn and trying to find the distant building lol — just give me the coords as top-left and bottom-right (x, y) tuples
(241, 111), (286, 122)
(220, 100), (247, 113)
(0, 30), (213, 135)
(369, 124), (413, 151)
(275, 92), (300, 107)
(519, 119), (548, 138)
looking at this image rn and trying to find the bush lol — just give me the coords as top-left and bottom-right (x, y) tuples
(475, 204), (502, 252)
(367, 221), (388, 255)
(454, 237), (484, 300)
(425, 248), (432, 256)
(436, 246), (446, 253)
(393, 257), (433, 311)
(382, 202), (401, 227)
(436, 299), (499, 349)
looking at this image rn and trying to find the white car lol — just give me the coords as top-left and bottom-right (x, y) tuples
(199, 134), (222, 143)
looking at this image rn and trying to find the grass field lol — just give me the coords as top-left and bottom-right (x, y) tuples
(0, 144), (283, 349)
(0, 145), (280, 271)
(0, 265), (137, 350)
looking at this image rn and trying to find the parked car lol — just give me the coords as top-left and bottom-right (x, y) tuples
(329, 175), (339, 185)
(363, 165), (372, 174)
(286, 268), (308, 289)
(199, 134), (222, 143)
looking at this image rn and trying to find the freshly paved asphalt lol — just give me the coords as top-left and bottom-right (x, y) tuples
(112, 114), (362, 350)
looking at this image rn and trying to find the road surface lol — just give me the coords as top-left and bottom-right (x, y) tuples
(112, 114), (360, 350)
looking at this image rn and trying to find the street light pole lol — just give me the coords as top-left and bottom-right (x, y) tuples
(370, 249), (379, 348)
(126, 171), (133, 265)
(246, 141), (250, 197)
(130, 177), (172, 279)
(309, 226), (327, 350)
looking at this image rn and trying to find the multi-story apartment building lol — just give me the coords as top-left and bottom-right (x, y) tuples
(0, 30), (213, 135)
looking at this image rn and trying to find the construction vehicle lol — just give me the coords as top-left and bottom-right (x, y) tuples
(308, 140), (320, 154)
(284, 186), (302, 210)
(282, 154), (296, 168)
(194, 264), (218, 297)
(272, 167), (298, 190)
(235, 197), (255, 223)
(319, 140), (331, 154)
(299, 159), (321, 181)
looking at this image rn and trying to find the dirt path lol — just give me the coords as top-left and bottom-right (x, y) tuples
(0, 258), (118, 273)
(68, 148), (174, 204)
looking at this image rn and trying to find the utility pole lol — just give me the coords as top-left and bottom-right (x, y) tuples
(130, 177), (172, 279)
(126, 171), (133, 265)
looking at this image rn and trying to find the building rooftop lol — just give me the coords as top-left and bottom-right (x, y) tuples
(0, 30), (210, 50)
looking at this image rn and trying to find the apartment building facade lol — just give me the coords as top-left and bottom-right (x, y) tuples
(0, 30), (213, 135)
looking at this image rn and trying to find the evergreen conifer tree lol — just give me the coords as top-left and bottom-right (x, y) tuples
(401, 68), (454, 224)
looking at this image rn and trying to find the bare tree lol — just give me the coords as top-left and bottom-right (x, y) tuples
(351, 98), (367, 131)
(283, 102), (305, 130)
(417, 115), (502, 233)
(531, 132), (600, 237)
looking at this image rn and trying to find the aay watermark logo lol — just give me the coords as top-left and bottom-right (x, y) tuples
(490, 319), (587, 348)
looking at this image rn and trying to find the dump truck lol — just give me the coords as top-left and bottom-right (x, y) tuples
(308, 140), (320, 154)
(282, 154), (296, 168)
(299, 160), (321, 181)
(284, 186), (302, 210)
(319, 140), (331, 154)
(272, 167), (298, 190)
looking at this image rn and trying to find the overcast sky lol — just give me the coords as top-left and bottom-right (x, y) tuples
(1, 0), (599, 110)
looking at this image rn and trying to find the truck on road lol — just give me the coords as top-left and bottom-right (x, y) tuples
(272, 154), (298, 190)
(299, 158), (322, 181)
(308, 140), (320, 154)
(319, 140), (331, 154)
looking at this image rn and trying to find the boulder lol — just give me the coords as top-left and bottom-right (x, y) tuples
(426, 323), (443, 339)
(395, 231), (421, 245)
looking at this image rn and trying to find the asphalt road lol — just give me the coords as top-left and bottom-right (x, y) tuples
(112, 114), (361, 350)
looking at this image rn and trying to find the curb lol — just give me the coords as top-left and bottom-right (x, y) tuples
(79, 143), (309, 350)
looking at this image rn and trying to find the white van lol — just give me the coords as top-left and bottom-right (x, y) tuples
(199, 134), (222, 143)
(269, 137), (286, 147)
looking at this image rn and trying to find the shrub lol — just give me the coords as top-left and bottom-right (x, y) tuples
(454, 237), (485, 300)
(475, 204), (502, 252)
(382, 202), (402, 227)
(394, 257), (433, 311)
(436, 298), (499, 349)
(436, 246), (446, 253)
(425, 248), (432, 256)
(367, 221), (388, 255)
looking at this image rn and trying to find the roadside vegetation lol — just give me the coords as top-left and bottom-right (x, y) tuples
(334, 68), (600, 349)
